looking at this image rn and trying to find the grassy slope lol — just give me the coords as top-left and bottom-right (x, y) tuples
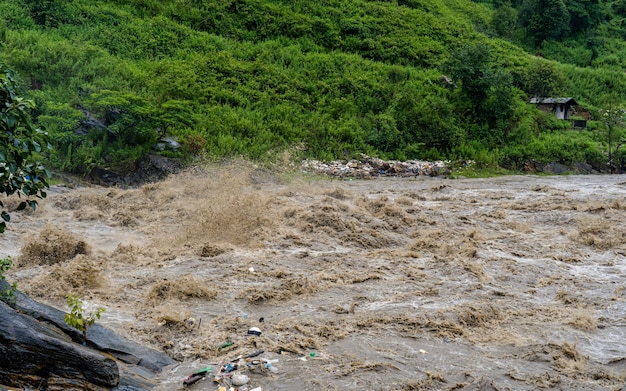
(0, 0), (624, 171)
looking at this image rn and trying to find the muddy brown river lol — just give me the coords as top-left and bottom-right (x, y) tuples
(2, 167), (626, 390)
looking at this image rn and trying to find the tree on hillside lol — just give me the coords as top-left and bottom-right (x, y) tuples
(564, 0), (602, 35)
(0, 65), (50, 233)
(598, 94), (626, 173)
(445, 43), (493, 112)
(519, 0), (571, 45)
(523, 60), (566, 98)
(444, 43), (516, 146)
(492, 2), (519, 40)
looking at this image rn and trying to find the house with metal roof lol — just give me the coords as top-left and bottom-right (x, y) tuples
(529, 97), (579, 120)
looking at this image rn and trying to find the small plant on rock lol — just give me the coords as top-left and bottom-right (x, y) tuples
(64, 293), (105, 345)
(0, 256), (17, 306)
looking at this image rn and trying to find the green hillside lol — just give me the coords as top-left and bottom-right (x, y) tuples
(1, 0), (625, 175)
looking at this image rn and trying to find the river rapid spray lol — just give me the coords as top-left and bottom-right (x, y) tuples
(2, 166), (626, 390)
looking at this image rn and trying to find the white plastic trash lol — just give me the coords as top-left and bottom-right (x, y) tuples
(231, 374), (249, 386)
(265, 363), (279, 373)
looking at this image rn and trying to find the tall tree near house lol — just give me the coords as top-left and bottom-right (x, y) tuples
(523, 60), (566, 99)
(445, 43), (493, 113)
(444, 43), (516, 147)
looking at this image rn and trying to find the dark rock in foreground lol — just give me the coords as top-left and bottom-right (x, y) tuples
(0, 300), (118, 390)
(0, 280), (175, 390)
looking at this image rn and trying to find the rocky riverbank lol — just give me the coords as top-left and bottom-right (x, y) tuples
(78, 152), (610, 189)
(300, 157), (451, 178)
(300, 157), (607, 178)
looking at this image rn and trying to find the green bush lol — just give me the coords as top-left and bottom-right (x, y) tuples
(501, 131), (605, 168)
(64, 294), (105, 344)
(0, 257), (17, 306)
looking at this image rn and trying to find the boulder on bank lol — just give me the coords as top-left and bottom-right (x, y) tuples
(87, 154), (183, 187)
(0, 300), (118, 390)
(0, 280), (176, 390)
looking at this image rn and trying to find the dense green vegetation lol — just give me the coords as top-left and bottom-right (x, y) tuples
(0, 64), (49, 232)
(0, 0), (625, 175)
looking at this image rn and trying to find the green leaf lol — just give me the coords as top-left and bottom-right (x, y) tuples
(16, 201), (26, 211)
(1, 211), (9, 222)
(28, 200), (37, 212)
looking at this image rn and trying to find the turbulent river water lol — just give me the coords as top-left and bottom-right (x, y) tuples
(2, 167), (626, 390)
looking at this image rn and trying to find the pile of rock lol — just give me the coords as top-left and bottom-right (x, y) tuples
(301, 156), (450, 178)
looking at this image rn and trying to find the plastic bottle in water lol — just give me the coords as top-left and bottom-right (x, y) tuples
(264, 362), (279, 373)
